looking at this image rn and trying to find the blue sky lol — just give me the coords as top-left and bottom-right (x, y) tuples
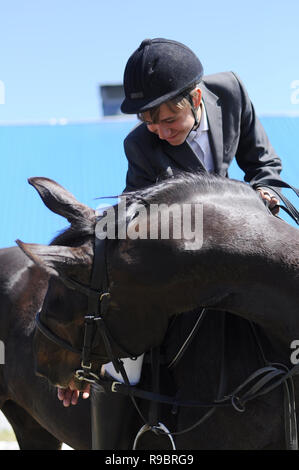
(0, 0), (299, 123)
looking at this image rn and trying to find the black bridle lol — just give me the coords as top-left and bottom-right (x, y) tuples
(35, 235), (137, 383)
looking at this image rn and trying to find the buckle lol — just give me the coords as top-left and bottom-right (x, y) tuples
(81, 360), (92, 370)
(74, 361), (92, 381)
(74, 368), (100, 383)
(111, 381), (121, 392)
(74, 369), (85, 381)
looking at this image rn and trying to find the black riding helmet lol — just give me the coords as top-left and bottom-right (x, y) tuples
(120, 38), (204, 117)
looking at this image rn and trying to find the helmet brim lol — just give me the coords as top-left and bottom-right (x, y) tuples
(121, 78), (202, 115)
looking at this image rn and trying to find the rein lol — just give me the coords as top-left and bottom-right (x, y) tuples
(253, 178), (299, 225)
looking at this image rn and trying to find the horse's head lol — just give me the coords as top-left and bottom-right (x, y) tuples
(17, 177), (188, 388)
(17, 177), (101, 388)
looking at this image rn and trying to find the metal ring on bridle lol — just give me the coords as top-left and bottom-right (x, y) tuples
(74, 369), (100, 383)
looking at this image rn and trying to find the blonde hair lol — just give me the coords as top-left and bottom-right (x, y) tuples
(138, 84), (200, 124)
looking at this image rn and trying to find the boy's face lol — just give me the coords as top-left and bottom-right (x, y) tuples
(143, 92), (201, 146)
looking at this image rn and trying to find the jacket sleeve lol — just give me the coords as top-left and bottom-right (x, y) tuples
(232, 72), (283, 186)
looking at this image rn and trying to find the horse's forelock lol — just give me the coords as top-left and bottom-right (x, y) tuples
(50, 218), (95, 246)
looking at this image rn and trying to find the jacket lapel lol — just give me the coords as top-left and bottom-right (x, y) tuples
(200, 81), (223, 174)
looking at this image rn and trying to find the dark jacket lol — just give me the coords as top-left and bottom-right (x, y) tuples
(123, 71), (282, 192)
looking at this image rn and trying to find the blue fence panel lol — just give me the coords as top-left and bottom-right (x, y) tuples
(0, 116), (298, 248)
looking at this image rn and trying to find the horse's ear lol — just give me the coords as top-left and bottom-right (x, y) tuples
(28, 177), (96, 226)
(16, 239), (89, 277)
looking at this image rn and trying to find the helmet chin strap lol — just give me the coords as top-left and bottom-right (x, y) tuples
(187, 94), (200, 129)
(184, 94), (200, 141)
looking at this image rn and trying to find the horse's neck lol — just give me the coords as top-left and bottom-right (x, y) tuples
(110, 213), (298, 356)
(182, 215), (299, 347)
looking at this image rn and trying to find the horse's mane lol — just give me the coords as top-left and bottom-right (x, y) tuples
(124, 171), (259, 206)
(50, 171), (263, 245)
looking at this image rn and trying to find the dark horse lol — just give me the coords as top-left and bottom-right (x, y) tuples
(0, 246), (91, 449)
(18, 173), (299, 449)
